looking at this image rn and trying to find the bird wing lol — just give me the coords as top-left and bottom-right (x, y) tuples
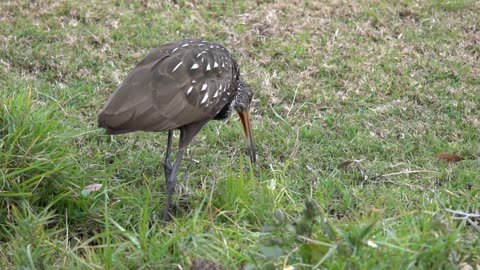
(98, 39), (239, 133)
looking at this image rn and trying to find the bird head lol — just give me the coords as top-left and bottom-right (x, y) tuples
(234, 80), (256, 164)
(233, 81), (253, 112)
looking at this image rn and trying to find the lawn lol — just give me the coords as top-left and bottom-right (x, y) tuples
(1, 0), (479, 269)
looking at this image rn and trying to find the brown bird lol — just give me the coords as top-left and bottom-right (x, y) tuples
(98, 39), (256, 222)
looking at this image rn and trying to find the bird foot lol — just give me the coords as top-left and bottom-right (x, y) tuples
(162, 169), (178, 224)
(162, 206), (172, 224)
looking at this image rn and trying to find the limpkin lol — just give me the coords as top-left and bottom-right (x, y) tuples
(98, 39), (256, 222)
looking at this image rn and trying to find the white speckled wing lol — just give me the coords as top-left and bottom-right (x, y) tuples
(98, 39), (240, 133)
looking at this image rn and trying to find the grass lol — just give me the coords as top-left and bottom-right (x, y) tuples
(1, 0), (479, 269)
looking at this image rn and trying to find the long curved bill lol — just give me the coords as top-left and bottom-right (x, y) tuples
(238, 110), (257, 163)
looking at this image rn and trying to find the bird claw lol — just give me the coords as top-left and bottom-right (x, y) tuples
(162, 206), (172, 223)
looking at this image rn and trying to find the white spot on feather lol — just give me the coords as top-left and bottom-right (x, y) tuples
(213, 90), (219, 98)
(181, 43), (189, 47)
(187, 86), (193, 95)
(197, 51), (206, 58)
(201, 83), (207, 91)
(201, 93), (209, 104)
(192, 79), (196, 83)
(172, 62), (182, 72)
(172, 47), (179, 53)
(206, 63), (211, 71)
(214, 61), (219, 68)
(191, 63), (199, 69)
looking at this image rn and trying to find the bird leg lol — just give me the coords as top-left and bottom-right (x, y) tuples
(162, 148), (184, 222)
(163, 131), (174, 181)
(161, 122), (208, 223)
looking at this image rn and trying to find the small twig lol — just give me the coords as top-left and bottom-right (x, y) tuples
(286, 84), (300, 118)
(444, 208), (480, 219)
(333, 28), (339, 43)
(296, 235), (335, 247)
(293, 102), (314, 117)
(366, 170), (479, 232)
(432, 190), (480, 232)
(444, 208), (480, 231)
(465, 218), (480, 232)
(369, 176), (480, 232)
(269, 104), (291, 128)
(62, 129), (99, 138)
(312, 243), (337, 269)
(381, 170), (438, 178)
(369, 170), (437, 188)
(288, 128), (300, 161)
(326, 28), (339, 51)
(367, 179), (426, 191)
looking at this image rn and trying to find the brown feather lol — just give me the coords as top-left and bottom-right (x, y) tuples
(98, 39), (238, 134)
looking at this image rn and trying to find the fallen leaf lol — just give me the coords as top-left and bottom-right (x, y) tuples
(338, 160), (354, 169)
(190, 258), (228, 270)
(338, 159), (364, 170)
(81, 184), (103, 195)
(84, 183), (103, 192)
(435, 153), (465, 163)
